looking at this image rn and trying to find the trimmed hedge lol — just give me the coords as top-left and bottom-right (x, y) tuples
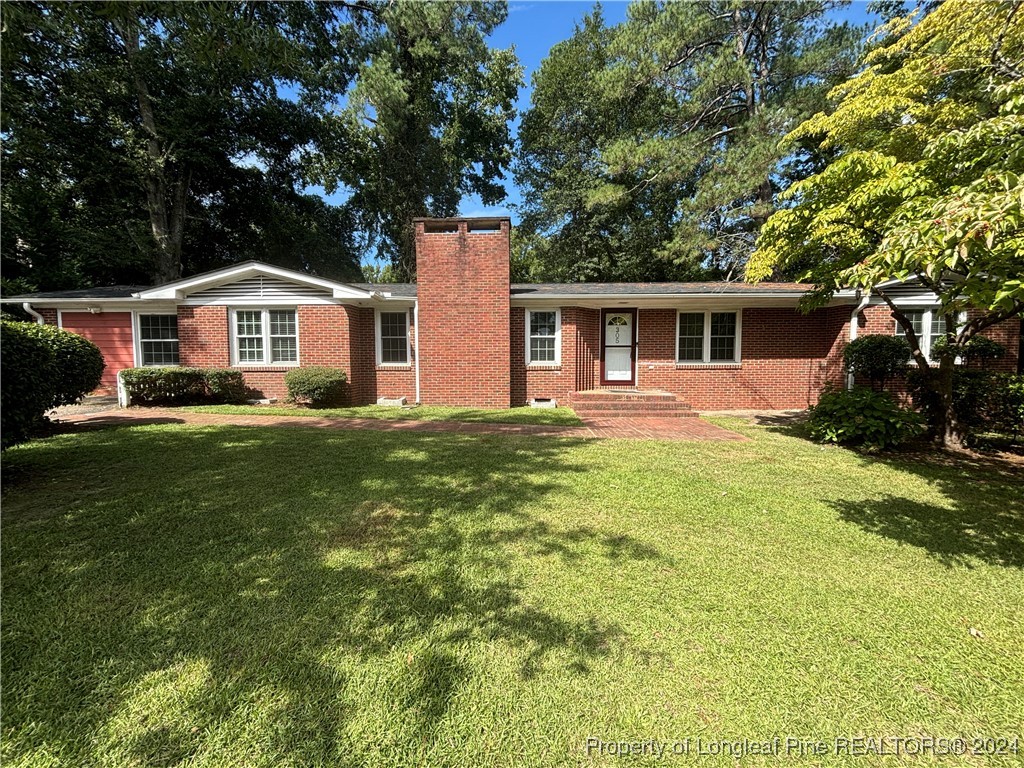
(285, 366), (347, 407)
(120, 368), (248, 406)
(1, 321), (58, 448)
(808, 386), (924, 451)
(19, 322), (104, 406)
(843, 334), (911, 390)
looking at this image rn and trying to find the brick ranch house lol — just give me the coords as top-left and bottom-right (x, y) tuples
(7, 217), (1020, 413)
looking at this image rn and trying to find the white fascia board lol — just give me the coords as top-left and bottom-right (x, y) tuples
(511, 294), (809, 309)
(20, 299), (178, 312)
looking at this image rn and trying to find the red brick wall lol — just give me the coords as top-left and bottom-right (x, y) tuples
(178, 306), (230, 368)
(343, 306), (417, 406)
(510, 306), (583, 405)
(415, 219), (510, 407)
(622, 307), (849, 410)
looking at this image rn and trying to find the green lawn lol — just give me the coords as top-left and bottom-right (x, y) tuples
(2, 419), (1022, 767)
(183, 403), (583, 426)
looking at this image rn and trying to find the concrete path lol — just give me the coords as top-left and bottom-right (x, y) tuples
(58, 407), (747, 442)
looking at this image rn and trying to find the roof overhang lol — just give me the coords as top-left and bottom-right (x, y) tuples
(510, 292), (855, 310)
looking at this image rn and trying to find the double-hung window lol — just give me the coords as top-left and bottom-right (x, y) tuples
(138, 314), (179, 366)
(526, 309), (561, 365)
(232, 309), (298, 365)
(895, 309), (959, 362)
(376, 310), (410, 365)
(676, 310), (740, 363)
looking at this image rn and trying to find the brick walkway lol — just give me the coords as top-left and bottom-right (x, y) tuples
(58, 408), (747, 442)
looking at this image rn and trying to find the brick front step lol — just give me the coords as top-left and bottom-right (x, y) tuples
(571, 400), (694, 411)
(569, 389), (679, 403)
(573, 408), (700, 419)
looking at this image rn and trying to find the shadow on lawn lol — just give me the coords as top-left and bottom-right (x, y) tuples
(831, 453), (1024, 570)
(1, 425), (664, 765)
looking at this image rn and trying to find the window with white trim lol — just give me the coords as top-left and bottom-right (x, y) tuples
(895, 309), (959, 362)
(139, 314), (179, 366)
(676, 310), (740, 363)
(232, 308), (298, 365)
(377, 310), (409, 365)
(526, 309), (561, 365)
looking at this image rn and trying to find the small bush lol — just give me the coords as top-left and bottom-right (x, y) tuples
(1, 321), (58, 448)
(907, 368), (1018, 438)
(808, 386), (924, 451)
(203, 369), (248, 404)
(20, 322), (104, 406)
(285, 366), (348, 407)
(843, 335), (911, 390)
(120, 367), (208, 405)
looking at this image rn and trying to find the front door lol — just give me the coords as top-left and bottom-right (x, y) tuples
(602, 309), (636, 385)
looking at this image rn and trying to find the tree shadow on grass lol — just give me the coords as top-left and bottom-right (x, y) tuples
(828, 452), (1023, 569)
(1, 424), (670, 765)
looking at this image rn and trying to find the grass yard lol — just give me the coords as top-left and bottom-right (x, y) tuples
(2, 418), (1022, 767)
(183, 403), (584, 426)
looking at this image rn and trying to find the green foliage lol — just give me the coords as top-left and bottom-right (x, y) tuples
(120, 368), (208, 406)
(843, 334), (911, 389)
(749, 1), (1024, 324)
(284, 366), (348, 407)
(18, 323), (105, 407)
(308, 2), (522, 278)
(808, 386), (924, 450)
(931, 334), (1005, 365)
(201, 369), (249, 405)
(0, 321), (58, 448)
(120, 368), (248, 406)
(908, 369), (1023, 439)
(515, 2), (863, 281)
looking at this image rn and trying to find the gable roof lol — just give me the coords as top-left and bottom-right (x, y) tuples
(134, 261), (374, 301)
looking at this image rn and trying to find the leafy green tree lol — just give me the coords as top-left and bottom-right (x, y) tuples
(515, 8), (691, 283)
(573, 0), (863, 278)
(748, 0), (1024, 449)
(309, 1), (521, 279)
(1, 1), (362, 288)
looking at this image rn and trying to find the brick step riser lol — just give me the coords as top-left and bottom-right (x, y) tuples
(574, 410), (700, 419)
(570, 394), (678, 403)
(570, 402), (693, 411)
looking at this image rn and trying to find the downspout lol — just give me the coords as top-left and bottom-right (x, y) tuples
(847, 291), (870, 389)
(22, 302), (44, 325)
(413, 300), (421, 404)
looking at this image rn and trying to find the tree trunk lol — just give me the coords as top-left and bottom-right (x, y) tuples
(116, 15), (187, 284)
(934, 359), (967, 450)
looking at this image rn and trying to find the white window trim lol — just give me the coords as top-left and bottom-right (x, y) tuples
(229, 307), (300, 367)
(896, 308), (966, 363)
(525, 308), (562, 367)
(375, 308), (411, 367)
(675, 309), (743, 364)
(135, 312), (180, 368)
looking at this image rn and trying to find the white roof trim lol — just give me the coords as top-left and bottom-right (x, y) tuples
(134, 262), (373, 301)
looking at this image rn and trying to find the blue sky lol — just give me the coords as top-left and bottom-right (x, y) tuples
(457, 0), (883, 220)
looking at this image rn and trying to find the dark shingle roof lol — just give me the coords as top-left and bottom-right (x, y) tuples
(352, 283), (418, 297)
(510, 282), (808, 296)
(6, 285), (146, 300)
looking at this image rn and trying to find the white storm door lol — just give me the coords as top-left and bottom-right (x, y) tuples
(603, 311), (634, 383)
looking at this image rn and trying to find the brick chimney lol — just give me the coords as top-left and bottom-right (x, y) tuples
(414, 217), (511, 407)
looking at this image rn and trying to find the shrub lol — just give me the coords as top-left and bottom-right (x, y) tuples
(808, 386), (924, 451)
(931, 334), (1005, 365)
(20, 322), (104, 406)
(990, 374), (1024, 440)
(843, 334), (911, 390)
(120, 367), (207, 405)
(284, 366), (347, 407)
(1, 321), (58, 448)
(907, 368), (1018, 438)
(202, 369), (248, 404)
